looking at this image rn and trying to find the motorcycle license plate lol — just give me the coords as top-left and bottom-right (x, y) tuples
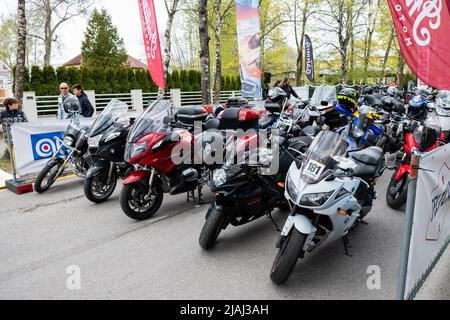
(304, 160), (326, 180)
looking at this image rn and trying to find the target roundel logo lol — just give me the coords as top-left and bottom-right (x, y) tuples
(31, 132), (65, 161)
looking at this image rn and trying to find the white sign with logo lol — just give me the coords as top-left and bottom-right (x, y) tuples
(405, 144), (450, 299)
(11, 119), (95, 177)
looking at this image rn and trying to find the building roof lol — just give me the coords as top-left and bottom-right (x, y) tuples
(64, 54), (148, 69)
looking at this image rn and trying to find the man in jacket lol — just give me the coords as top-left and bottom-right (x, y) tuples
(281, 78), (300, 100)
(57, 82), (76, 120)
(72, 84), (95, 118)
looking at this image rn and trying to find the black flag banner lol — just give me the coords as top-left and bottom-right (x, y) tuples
(305, 34), (315, 83)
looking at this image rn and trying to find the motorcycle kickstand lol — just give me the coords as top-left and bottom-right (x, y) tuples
(343, 236), (353, 257)
(268, 213), (281, 232)
(187, 186), (204, 208)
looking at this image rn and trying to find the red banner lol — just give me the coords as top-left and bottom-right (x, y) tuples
(387, 0), (450, 89)
(138, 0), (165, 89)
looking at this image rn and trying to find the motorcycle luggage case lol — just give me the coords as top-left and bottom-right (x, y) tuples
(219, 108), (259, 131)
(265, 101), (282, 114)
(226, 97), (248, 109)
(177, 106), (210, 126)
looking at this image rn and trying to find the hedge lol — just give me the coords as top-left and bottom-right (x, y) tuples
(16, 66), (242, 96)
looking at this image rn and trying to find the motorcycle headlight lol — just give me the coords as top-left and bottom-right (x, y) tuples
(131, 142), (148, 159)
(353, 128), (365, 138)
(300, 191), (334, 207)
(88, 135), (102, 148)
(213, 169), (227, 187)
(64, 136), (74, 147)
(286, 174), (298, 202)
(105, 132), (121, 143)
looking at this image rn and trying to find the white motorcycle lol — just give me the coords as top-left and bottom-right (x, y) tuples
(270, 130), (386, 285)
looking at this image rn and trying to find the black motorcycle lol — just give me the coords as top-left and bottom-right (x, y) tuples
(199, 133), (311, 250)
(84, 100), (133, 203)
(35, 98), (91, 193)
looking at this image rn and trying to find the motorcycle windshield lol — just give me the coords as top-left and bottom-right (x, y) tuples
(128, 100), (172, 144)
(300, 131), (349, 182)
(310, 85), (337, 107)
(437, 91), (450, 111)
(90, 99), (129, 137)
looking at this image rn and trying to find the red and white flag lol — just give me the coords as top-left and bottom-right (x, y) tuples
(387, 0), (450, 89)
(138, 0), (165, 89)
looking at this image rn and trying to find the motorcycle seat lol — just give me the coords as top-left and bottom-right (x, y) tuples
(303, 126), (319, 137)
(352, 164), (379, 179)
(259, 116), (274, 129)
(350, 147), (384, 166)
(177, 106), (210, 125)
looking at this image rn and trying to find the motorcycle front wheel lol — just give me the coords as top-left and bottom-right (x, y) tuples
(199, 204), (228, 250)
(84, 172), (118, 204)
(270, 229), (307, 285)
(34, 160), (64, 193)
(386, 172), (409, 210)
(120, 181), (164, 221)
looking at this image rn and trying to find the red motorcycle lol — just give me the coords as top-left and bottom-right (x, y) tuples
(120, 100), (260, 221)
(386, 124), (444, 209)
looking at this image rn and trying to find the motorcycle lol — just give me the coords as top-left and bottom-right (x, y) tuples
(199, 121), (312, 250)
(120, 100), (231, 221)
(386, 123), (443, 209)
(428, 90), (450, 141)
(35, 100), (91, 193)
(408, 90), (430, 121)
(84, 99), (133, 203)
(270, 130), (386, 284)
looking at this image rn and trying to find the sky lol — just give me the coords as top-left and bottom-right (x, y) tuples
(0, 0), (169, 66)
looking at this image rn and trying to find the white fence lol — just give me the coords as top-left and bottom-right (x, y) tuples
(22, 89), (244, 121)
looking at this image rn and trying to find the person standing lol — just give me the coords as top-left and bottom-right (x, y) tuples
(0, 98), (28, 159)
(72, 84), (94, 118)
(281, 78), (299, 99)
(57, 82), (76, 120)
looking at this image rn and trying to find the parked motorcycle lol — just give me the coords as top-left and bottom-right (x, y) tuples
(386, 123), (444, 209)
(270, 130), (385, 284)
(120, 100), (223, 221)
(35, 97), (91, 193)
(199, 130), (311, 250)
(84, 99), (133, 203)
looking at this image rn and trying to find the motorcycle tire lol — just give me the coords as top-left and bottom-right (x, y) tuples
(270, 229), (307, 285)
(120, 181), (164, 221)
(84, 173), (118, 204)
(386, 172), (409, 210)
(34, 161), (64, 193)
(199, 205), (227, 250)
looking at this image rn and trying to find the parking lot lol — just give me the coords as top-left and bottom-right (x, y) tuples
(0, 170), (449, 300)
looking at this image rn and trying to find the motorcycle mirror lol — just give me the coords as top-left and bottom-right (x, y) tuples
(321, 101), (328, 107)
(163, 116), (172, 125)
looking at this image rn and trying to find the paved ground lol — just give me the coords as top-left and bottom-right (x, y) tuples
(0, 169), (448, 300)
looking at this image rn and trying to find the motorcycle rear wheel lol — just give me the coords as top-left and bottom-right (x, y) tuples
(270, 229), (307, 285)
(386, 172), (409, 210)
(34, 161), (63, 193)
(84, 173), (118, 204)
(199, 204), (227, 250)
(120, 181), (164, 221)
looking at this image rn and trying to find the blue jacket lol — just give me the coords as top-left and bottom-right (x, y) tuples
(77, 91), (95, 118)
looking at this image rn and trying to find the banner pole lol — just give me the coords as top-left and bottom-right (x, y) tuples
(6, 123), (17, 182)
(396, 153), (420, 300)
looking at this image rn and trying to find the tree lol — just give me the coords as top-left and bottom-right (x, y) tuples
(0, 17), (18, 69)
(163, 0), (181, 78)
(15, 0), (27, 106)
(211, 0), (234, 102)
(81, 9), (128, 68)
(29, 0), (94, 66)
(362, 0), (381, 83)
(198, 0), (211, 104)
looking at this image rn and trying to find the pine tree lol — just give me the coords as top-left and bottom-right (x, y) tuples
(42, 66), (57, 95)
(81, 8), (128, 68)
(30, 66), (45, 95)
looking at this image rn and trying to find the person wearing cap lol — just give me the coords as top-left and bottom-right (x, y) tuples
(57, 82), (76, 120)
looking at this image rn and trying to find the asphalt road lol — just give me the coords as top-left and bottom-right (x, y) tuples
(0, 169), (448, 300)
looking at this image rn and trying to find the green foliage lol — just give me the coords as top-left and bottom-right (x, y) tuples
(81, 8), (128, 68)
(18, 66), (240, 95)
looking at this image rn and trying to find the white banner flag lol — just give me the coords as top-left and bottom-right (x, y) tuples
(405, 144), (450, 299)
